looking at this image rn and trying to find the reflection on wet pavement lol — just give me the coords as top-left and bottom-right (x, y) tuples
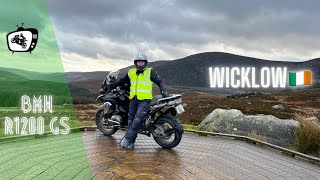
(82, 130), (320, 180)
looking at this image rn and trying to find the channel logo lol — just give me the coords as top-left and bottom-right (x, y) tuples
(6, 23), (39, 53)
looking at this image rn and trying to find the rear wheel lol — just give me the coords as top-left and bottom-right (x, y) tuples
(95, 108), (118, 136)
(152, 115), (183, 149)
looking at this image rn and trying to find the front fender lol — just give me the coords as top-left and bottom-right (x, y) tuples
(100, 101), (114, 115)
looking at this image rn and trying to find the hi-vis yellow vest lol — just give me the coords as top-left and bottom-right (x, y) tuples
(128, 67), (153, 100)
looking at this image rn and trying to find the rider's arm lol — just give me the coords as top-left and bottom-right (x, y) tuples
(150, 69), (169, 97)
(102, 74), (130, 90)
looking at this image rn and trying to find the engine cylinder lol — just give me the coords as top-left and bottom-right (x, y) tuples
(109, 115), (122, 124)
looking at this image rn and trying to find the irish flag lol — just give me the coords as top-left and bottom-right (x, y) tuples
(289, 70), (312, 86)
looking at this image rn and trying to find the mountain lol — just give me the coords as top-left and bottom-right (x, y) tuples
(117, 60), (170, 77)
(148, 52), (319, 87)
(67, 71), (109, 82)
(116, 52), (319, 93)
(1, 52), (319, 95)
(0, 67), (108, 83)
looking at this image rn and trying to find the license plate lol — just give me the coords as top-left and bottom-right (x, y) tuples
(175, 104), (185, 114)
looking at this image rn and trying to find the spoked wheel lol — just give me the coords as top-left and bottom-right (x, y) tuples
(153, 115), (183, 149)
(95, 108), (118, 136)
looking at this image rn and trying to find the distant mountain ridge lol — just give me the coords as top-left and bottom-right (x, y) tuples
(118, 52), (319, 92)
(67, 71), (109, 82)
(1, 52), (319, 94)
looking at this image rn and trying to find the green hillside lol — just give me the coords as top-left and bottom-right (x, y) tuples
(0, 67), (66, 83)
(0, 71), (80, 136)
(0, 67), (97, 106)
(0, 80), (73, 107)
(0, 70), (30, 81)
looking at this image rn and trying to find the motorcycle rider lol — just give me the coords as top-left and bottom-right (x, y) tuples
(100, 54), (169, 149)
(20, 33), (26, 41)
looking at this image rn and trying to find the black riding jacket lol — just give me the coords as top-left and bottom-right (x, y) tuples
(104, 68), (168, 97)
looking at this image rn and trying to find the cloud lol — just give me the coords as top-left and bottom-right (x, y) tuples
(47, 0), (320, 71)
(61, 52), (132, 72)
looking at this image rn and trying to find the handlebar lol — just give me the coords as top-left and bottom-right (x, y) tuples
(96, 86), (129, 102)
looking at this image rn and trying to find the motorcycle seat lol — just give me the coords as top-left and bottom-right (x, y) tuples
(150, 95), (162, 106)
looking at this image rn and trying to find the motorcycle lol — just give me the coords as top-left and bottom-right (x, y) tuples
(95, 70), (185, 149)
(11, 33), (27, 49)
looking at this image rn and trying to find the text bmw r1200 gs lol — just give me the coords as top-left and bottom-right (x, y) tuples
(95, 70), (186, 149)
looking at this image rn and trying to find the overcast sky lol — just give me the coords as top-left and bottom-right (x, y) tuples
(47, 0), (320, 72)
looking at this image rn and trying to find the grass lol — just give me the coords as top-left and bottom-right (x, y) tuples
(182, 124), (198, 131)
(173, 87), (320, 126)
(294, 113), (320, 156)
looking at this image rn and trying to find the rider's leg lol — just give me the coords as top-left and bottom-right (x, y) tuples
(127, 97), (138, 128)
(121, 98), (138, 148)
(125, 100), (150, 144)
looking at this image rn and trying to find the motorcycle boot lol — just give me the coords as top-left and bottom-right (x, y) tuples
(120, 137), (130, 149)
(126, 142), (134, 149)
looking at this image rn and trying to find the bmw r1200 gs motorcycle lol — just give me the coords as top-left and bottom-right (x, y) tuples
(95, 70), (185, 149)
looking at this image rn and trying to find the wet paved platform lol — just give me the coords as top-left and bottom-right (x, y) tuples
(0, 133), (92, 179)
(83, 130), (320, 180)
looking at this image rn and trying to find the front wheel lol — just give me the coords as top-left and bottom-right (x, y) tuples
(95, 108), (118, 136)
(152, 115), (183, 149)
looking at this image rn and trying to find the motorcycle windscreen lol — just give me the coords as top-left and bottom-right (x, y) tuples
(7, 30), (32, 52)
